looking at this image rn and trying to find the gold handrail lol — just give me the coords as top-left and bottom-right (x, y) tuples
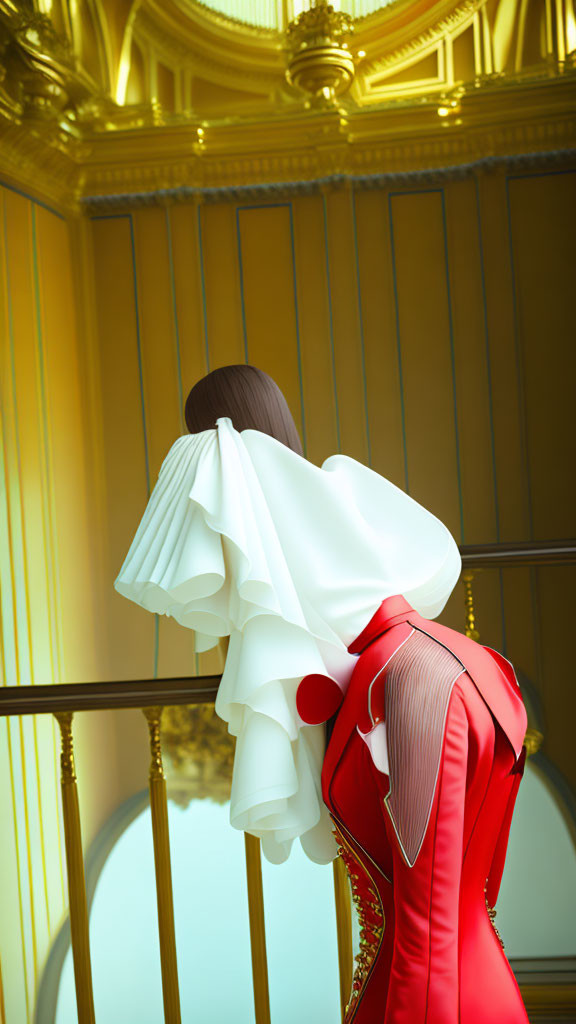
(0, 541), (573, 719)
(0, 676), (220, 717)
(460, 539), (576, 567)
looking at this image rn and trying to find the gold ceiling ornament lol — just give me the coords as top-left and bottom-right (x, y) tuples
(161, 702), (235, 807)
(285, 1), (355, 106)
(0, 4), (96, 132)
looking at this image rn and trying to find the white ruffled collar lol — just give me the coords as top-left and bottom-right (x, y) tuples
(115, 418), (461, 863)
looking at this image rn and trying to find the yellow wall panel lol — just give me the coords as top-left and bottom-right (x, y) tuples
(501, 567), (539, 688)
(199, 203), (245, 370)
(291, 195), (339, 465)
(3, 192), (52, 687)
(476, 171), (530, 542)
(507, 171), (576, 540)
(537, 565), (576, 787)
(236, 203), (305, 443)
(166, 203), (209, 415)
(0, 193), (58, 1005)
(34, 206), (99, 684)
(132, 207), (182, 475)
(352, 189), (405, 487)
(388, 189), (463, 539)
(0, 185), (83, 1022)
(322, 190), (369, 463)
(444, 179), (499, 543)
(91, 215), (156, 681)
(0, 194), (33, 1023)
(162, 203), (211, 673)
(132, 207), (197, 679)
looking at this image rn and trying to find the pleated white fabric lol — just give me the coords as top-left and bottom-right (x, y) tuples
(114, 417), (461, 863)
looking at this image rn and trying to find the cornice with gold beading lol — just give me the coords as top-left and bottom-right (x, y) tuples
(77, 148), (576, 213)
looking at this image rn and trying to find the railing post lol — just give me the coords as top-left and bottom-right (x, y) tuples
(143, 707), (182, 1024)
(333, 856), (353, 1020)
(244, 833), (271, 1024)
(54, 711), (96, 1024)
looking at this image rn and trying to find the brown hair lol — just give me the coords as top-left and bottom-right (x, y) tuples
(184, 364), (303, 455)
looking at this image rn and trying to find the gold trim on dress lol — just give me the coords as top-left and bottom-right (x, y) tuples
(330, 815), (385, 1022)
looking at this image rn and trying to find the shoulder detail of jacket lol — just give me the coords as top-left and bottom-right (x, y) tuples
(365, 627), (466, 867)
(482, 645), (523, 696)
(406, 616), (528, 760)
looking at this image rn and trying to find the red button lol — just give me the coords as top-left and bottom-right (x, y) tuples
(296, 673), (344, 725)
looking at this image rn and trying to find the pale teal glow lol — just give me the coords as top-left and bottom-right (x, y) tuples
(55, 799), (340, 1023)
(497, 763), (576, 956)
(261, 836), (340, 1021)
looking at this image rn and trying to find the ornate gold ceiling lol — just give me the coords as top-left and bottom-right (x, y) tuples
(0, 0), (575, 210)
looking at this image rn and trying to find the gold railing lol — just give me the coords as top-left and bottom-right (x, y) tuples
(1, 671), (357, 1023)
(1, 540), (575, 1023)
(460, 539), (576, 568)
(0, 678), (220, 1024)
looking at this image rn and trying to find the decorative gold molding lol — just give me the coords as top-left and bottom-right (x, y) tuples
(286, 2), (355, 105)
(362, 0), (480, 78)
(0, 0), (575, 210)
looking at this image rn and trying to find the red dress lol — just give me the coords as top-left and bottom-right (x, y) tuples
(298, 595), (529, 1024)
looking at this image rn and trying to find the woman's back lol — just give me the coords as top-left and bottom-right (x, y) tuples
(318, 596), (529, 1024)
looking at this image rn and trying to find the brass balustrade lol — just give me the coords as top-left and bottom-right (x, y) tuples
(244, 833), (272, 1024)
(1, 540), (574, 1023)
(0, 678), (220, 1024)
(53, 711), (95, 1024)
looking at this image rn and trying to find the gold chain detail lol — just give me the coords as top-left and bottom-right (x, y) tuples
(484, 886), (505, 948)
(332, 821), (384, 1020)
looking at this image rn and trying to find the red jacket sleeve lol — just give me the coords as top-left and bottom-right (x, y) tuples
(485, 745), (526, 908)
(381, 687), (469, 1024)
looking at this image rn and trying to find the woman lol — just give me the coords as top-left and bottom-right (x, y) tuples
(115, 364), (529, 1024)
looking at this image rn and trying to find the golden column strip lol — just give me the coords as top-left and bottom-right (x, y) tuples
(244, 833), (271, 1024)
(333, 856), (353, 1020)
(143, 707), (182, 1024)
(462, 570), (480, 642)
(53, 712), (95, 1024)
(555, 0), (566, 60)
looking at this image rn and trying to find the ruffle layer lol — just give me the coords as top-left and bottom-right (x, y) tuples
(115, 417), (461, 863)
